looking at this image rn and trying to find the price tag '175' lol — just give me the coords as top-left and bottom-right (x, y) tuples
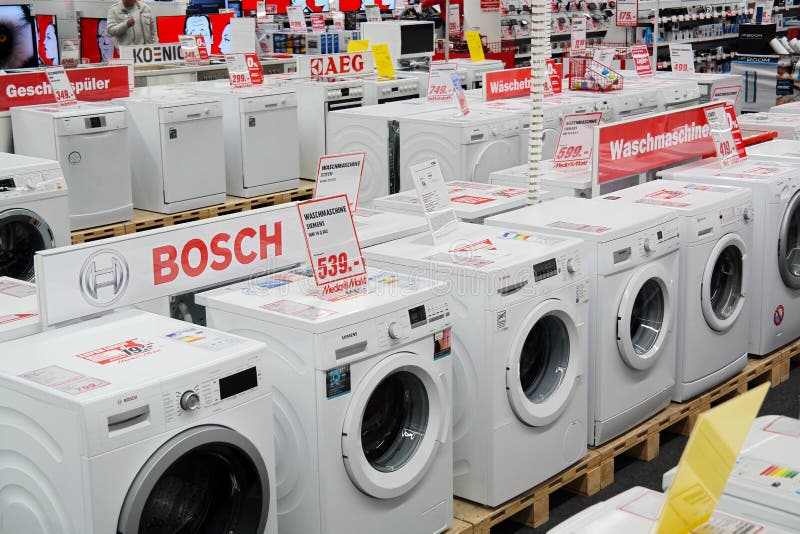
(45, 66), (77, 107)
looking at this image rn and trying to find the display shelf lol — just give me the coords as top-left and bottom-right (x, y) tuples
(70, 180), (315, 244)
(453, 337), (800, 532)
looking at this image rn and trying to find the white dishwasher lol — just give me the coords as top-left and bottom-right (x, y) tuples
(115, 90), (226, 214)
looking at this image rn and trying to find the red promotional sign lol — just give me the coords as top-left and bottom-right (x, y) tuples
(596, 105), (717, 184)
(546, 59), (562, 95)
(0, 66), (131, 112)
(725, 103), (747, 160)
(630, 45), (653, 77)
(297, 52), (374, 78)
(481, 0), (500, 12)
(485, 67), (532, 101)
(245, 53), (264, 85)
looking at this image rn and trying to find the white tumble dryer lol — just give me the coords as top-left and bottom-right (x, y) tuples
(115, 89), (226, 214)
(658, 157), (800, 356)
(373, 181), (528, 223)
(353, 207), (428, 247)
(398, 108), (522, 190)
(196, 269), (454, 534)
(0, 276), (39, 342)
(599, 181), (754, 401)
(365, 223), (589, 507)
(738, 113), (800, 140)
(0, 153), (69, 281)
(11, 102), (132, 230)
(451, 58), (506, 89)
(486, 197), (679, 445)
(0, 309), (277, 534)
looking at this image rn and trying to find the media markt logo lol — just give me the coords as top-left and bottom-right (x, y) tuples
(79, 249), (130, 306)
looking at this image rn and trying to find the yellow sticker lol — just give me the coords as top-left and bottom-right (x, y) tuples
(372, 43), (395, 79)
(347, 40), (370, 53)
(465, 31), (486, 63)
(655, 383), (769, 534)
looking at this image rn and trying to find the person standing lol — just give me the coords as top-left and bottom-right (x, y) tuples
(106, 0), (158, 49)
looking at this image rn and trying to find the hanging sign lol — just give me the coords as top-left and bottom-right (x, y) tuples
(428, 62), (456, 102)
(314, 152), (366, 209)
(372, 43), (395, 78)
(287, 6), (307, 33)
(668, 43), (695, 75)
(45, 67), (77, 107)
(554, 112), (603, 169)
(297, 195), (367, 292)
(570, 16), (587, 57)
(616, 0), (638, 27)
(466, 31), (486, 62)
(484, 67), (532, 101)
(409, 159), (459, 243)
(630, 45), (653, 77)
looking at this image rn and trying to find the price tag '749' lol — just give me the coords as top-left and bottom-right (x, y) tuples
(45, 66), (77, 107)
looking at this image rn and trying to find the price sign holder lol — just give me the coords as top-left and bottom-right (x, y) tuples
(668, 43), (695, 75)
(45, 67), (77, 107)
(287, 6), (307, 33)
(365, 5), (382, 22)
(630, 45), (653, 77)
(314, 152), (366, 209)
(427, 61), (456, 102)
(553, 112), (602, 169)
(409, 159), (459, 243)
(225, 54), (253, 88)
(704, 103), (741, 167)
(570, 15), (587, 57)
(60, 39), (80, 68)
(297, 195), (367, 291)
(466, 31), (486, 62)
(372, 43), (395, 78)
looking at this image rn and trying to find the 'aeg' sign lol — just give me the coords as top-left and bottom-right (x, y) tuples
(35, 204), (306, 326)
(298, 52), (375, 78)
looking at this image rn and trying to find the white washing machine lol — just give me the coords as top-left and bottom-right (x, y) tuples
(548, 486), (790, 533)
(326, 100), (451, 206)
(11, 102), (132, 230)
(0, 309), (277, 534)
(354, 207), (428, 247)
(659, 157), (800, 356)
(0, 153), (69, 281)
(399, 108), (522, 190)
(659, 71), (744, 115)
(190, 82), (300, 197)
(0, 276), (39, 342)
(115, 89), (226, 214)
(489, 161), (641, 199)
(608, 85), (661, 122)
(465, 97), (532, 160)
(770, 101), (800, 115)
(360, 75), (421, 105)
(365, 223), (589, 507)
(486, 198), (679, 445)
(196, 269), (454, 534)
(373, 180), (528, 223)
(662, 415), (800, 532)
(451, 58), (506, 89)
(622, 74), (702, 111)
(599, 181), (753, 401)
(738, 113), (800, 140)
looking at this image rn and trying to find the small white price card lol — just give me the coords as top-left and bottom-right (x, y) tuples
(287, 6), (307, 33)
(630, 45), (653, 77)
(669, 43), (695, 75)
(45, 66), (77, 107)
(365, 6), (382, 22)
(553, 112), (602, 169)
(711, 85), (741, 106)
(427, 61), (456, 102)
(225, 54), (253, 88)
(704, 103), (740, 167)
(616, 0), (638, 27)
(409, 159), (459, 243)
(448, 4), (461, 33)
(180, 35), (202, 65)
(60, 39), (80, 68)
(297, 195), (367, 291)
(570, 15), (587, 57)
(332, 11), (345, 30)
(315, 152), (366, 209)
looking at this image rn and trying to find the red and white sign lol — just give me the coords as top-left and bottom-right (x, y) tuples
(594, 104), (716, 184)
(297, 52), (374, 78)
(484, 67), (532, 101)
(35, 204), (307, 327)
(630, 45), (653, 77)
(428, 62), (456, 102)
(287, 6), (307, 33)
(546, 59), (562, 95)
(297, 195), (367, 292)
(451, 195), (494, 205)
(179, 35), (209, 65)
(453, 71), (471, 116)
(315, 152), (366, 209)
(554, 112), (602, 169)
(668, 43), (695, 75)
(44, 66), (77, 107)
(60, 39), (80, 68)
(365, 6), (382, 22)
(108, 58), (135, 93)
(570, 16), (587, 57)
(448, 4), (461, 33)
(481, 0), (500, 12)
(725, 103), (746, 160)
(225, 53), (263, 88)
(311, 14), (326, 32)
(0, 65), (130, 111)
(616, 0), (638, 27)
(711, 85), (741, 106)
(77, 338), (160, 365)
(704, 103), (746, 166)
(332, 12), (345, 30)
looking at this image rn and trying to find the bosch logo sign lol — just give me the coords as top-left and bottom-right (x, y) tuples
(79, 249), (130, 306)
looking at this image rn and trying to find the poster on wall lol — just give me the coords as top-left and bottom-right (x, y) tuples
(80, 18), (120, 64)
(481, 0), (500, 12)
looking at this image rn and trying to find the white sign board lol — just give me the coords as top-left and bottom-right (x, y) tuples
(553, 112), (602, 169)
(427, 62), (456, 102)
(230, 17), (257, 54)
(570, 16), (587, 57)
(315, 152), (366, 209)
(45, 66), (77, 107)
(409, 159), (459, 243)
(669, 43), (695, 75)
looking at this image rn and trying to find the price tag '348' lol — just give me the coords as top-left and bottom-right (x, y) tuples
(45, 66), (77, 107)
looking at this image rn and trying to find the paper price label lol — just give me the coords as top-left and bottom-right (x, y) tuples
(553, 112), (602, 169)
(373, 43), (395, 78)
(332, 12), (345, 30)
(570, 16), (587, 57)
(630, 45), (653, 77)
(704, 104), (740, 167)
(311, 14), (326, 32)
(593, 47), (615, 67)
(297, 195), (366, 291)
(616, 0), (638, 26)
(448, 4), (461, 33)
(45, 66), (77, 107)
(711, 85), (741, 106)
(669, 43), (695, 75)
(60, 39), (80, 68)
(466, 31), (486, 62)
(365, 6), (382, 22)
(315, 152), (366, 209)
(287, 6), (307, 33)
(409, 159), (459, 243)
(225, 54), (253, 88)
(545, 59), (562, 94)
(427, 62), (456, 102)
(180, 35), (201, 65)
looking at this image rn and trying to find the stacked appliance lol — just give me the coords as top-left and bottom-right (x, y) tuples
(658, 157), (800, 356)
(115, 89), (226, 214)
(0, 309), (278, 534)
(11, 102), (132, 230)
(0, 152), (68, 281)
(599, 181), (753, 401)
(0, 276), (39, 342)
(364, 224), (589, 507)
(486, 198), (679, 445)
(196, 269), (455, 533)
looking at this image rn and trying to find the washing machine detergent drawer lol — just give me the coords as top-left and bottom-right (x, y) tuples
(239, 96), (299, 188)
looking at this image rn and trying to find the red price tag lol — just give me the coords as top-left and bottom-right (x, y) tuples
(616, 0), (638, 26)
(630, 45), (652, 77)
(311, 14), (326, 32)
(245, 53), (263, 85)
(546, 59), (562, 94)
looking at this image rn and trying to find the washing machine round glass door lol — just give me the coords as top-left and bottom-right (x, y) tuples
(0, 208), (54, 282)
(341, 351), (447, 500)
(506, 299), (581, 427)
(617, 263), (673, 370)
(778, 191), (800, 289)
(469, 136), (520, 183)
(117, 425), (270, 534)
(702, 233), (747, 332)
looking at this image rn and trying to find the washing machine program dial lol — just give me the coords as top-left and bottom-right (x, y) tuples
(180, 390), (201, 411)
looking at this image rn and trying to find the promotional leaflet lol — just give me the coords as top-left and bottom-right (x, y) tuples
(428, 62), (457, 102)
(287, 6), (307, 33)
(630, 45), (653, 77)
(668, 43), (695, 75)
(466, 31), (486, 62)
(297, 195), (367, 292)
(409, 159), (459, 243)
(373, 43), (395, 78)
(365, 6), (382, 22)
(570, 15), (587, 57)
(311, 14), (326, 32)
(44, 67), (77, 107)
(703, 103), (742, 167)
(315, 152), (366, 209)
(616, 0), (638, 26)
(60, 39), (80, 68)
(554, 112), (602, 169)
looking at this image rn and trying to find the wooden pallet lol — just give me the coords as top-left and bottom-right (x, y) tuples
(453, 338), (800, 533)
(70, 221), (127, 244)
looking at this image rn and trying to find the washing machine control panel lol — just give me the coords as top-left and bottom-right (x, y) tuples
(636, 221), (680, 259)
(0, 169), (65, 195)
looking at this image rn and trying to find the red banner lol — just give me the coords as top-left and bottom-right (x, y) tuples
(0, 66), (131, 111)
(485, 67), (531, 101)
(481, 0), (500, 12)
(596, 105), (716, 184)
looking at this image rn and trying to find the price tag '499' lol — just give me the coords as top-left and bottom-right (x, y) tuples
(45, 66), (77, 107)
(553, 112), (602, 169)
